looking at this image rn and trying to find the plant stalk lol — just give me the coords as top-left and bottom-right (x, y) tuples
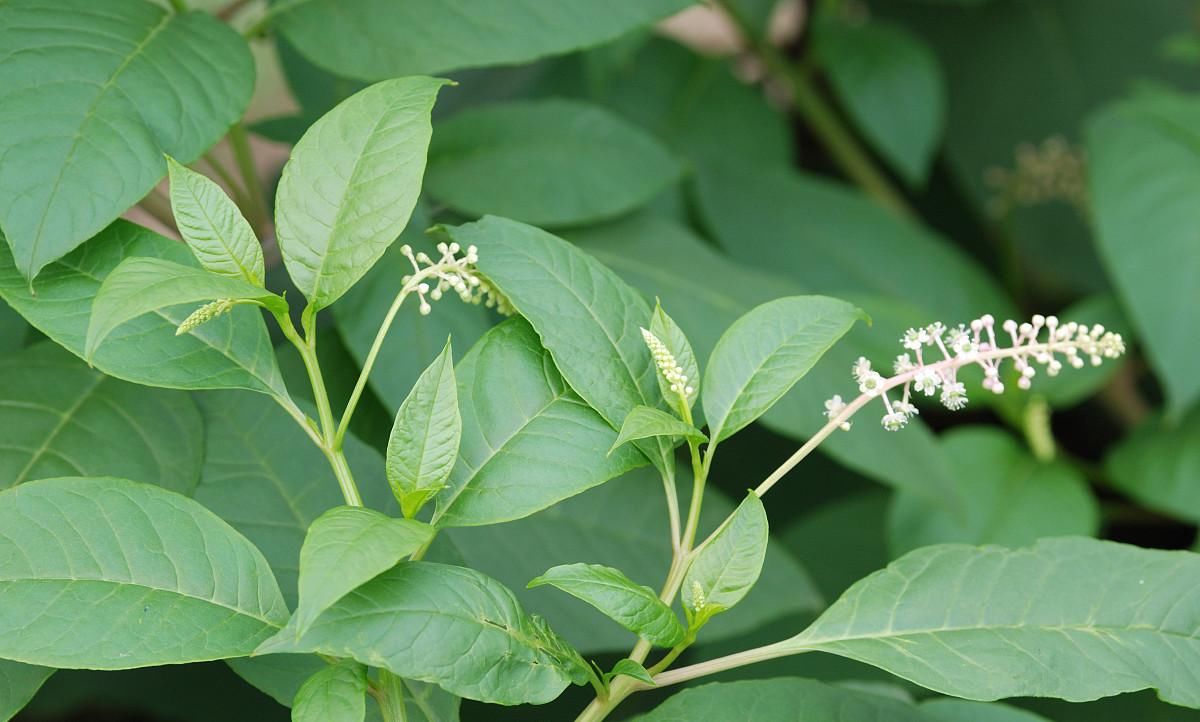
(228, 122), (271, 234)
(335, 287), (412, 447)
(715, 0), (914, 219)
(375, 670), (409, 722)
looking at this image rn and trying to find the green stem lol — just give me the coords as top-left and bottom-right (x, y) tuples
(167, 0), (188, 12)
(202, 151), (251, 209)
(228, 122), (270, 234)
(137, 188), (177, 231)
(374, 670), (409, 722)
(650, 639), (803, 689)
(335, 287), (412, 447)
(716, 0), (913, 219)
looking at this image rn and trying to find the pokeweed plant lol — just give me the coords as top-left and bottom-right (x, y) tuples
(1, 2), (1198, 722)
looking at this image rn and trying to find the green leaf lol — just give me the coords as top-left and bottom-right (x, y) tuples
(783, 490), (892, 601)
(1107, 405), (1200, 524)
(528, 563), (686, 648)
(921, 699), (1054, 722)
(0, 221), (287, 396)
(440, 466), (823, 653)
(0, 343), (202, 494)
(785, 537), (1200, 707)
(649, 301), (700, 412)
(0, 299), (29, 355)
(0, 0), (254, 281)
(631, 678), (929, 722)
(427, 100), (681, 226)
(682, 491), (768, 625)
(0, 476), (288, 668)
(702, 296), (864, 444)
(257, 562), (584, 705)
(292, 661), (367, 722)
(294, 506), (434, 636)
(333, 230), (493, 411)
(816, 19), (945, 186)
(194, 390), (393, 607)
(611, 406), (706, 454)
(444, 216), (671, 469)
(273, 0), (693, 79)
(1087, 89), (1200, 413)
(607, 659), (655, 687)
(570, 215), (964, 508)
(226, 654), (327, 708)
(386, 340), (460, 519)
(166, 157), (264, 286)
(433, 319), (645, 528)
(888, 427), (1099, 555)
(86, 257), (285, 359)
(0, 661), (54, 722)
(276, 77), (448, 311)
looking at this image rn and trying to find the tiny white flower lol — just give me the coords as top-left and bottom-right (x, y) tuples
(893, 353), (914, 374)
(858, 370), (884, 396)
(912, 367), (942, 396)
(940, 381), (968, 410)
(947, 324), (977, 356)
(894, 400), (919, 418)
(881, 411), (908, 431)
(852, 356), (873, 382)
(901, 328), (929, 350)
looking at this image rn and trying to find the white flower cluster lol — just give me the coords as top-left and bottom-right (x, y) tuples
(824, 313), (1125, 432)
(641, 328), (694, 401)
(400, 242), (511, 316)
(984, 135), (1088, 219)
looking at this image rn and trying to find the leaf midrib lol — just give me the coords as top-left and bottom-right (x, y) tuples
(796, 619), (1200, 648)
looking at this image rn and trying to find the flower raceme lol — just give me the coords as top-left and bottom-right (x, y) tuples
(399, 241), (512, 316)
(825, 314), (1125, 432)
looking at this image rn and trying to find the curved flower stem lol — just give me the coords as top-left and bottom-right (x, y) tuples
(649, 640), (803, 689)
(334, 286), (412, 447)
(227, 122), (270, 235)
(374, 670), (409, 722)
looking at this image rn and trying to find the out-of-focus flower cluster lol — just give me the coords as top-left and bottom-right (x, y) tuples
(984, 135), (1088, 218)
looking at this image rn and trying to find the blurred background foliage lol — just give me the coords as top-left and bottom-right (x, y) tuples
(9, 0), (1200, 719)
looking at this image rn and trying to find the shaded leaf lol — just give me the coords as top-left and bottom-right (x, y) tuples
(166, 156), (264, 285)
(0, 343), (202, 494)
(274, 0), (693, 79)
(427, 100), (681, 226)
(292, 661), (367, 722)
(632, 678), (929, 722)
(294, 507), (433, 635)
(888, 427), (1099, 554)
(386, 340), (460, 518)
(0, 661), (53, 722)
(0, 476), (288, 668)
(1107, 405), (1200, 524)
(258, 562), (584, 705)
(921, 698), (1054, 722)
(529, 563), (685, 648)
(276, 77), (448, 310)
(0, 221), (286, 396)
(0, 0), (253, 280)
(682, 492), (768, 624)
(433, 319), (644, 527)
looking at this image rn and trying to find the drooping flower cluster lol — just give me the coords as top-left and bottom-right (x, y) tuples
(400, 242), (512, 316)
(984, 135), (1088, 219)
(825, 314), (1125, 432)
(641, 328), (695, 402)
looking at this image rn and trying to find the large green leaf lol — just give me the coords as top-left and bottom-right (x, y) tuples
(0, 661), (54, 722)
(702, 296), (864, 444)
(631, 678), (929, 722)
(427, 100), (681, 226)
(294, 506), (433, 635)
(166, 157), (265, 286)
(0, 343), (202, 494)
(0, 0), (253, 281)
(783, 538), (1200, 707)
(432, 319), (644, 527)
(85, 257), (285, 359)
(194, 390), (393, 608)
(444, 215), (672, 470)
(0, 221), (286, 396)
(273, 0), (694, 80)
(1106, 405), (1200, 524)
(276, 77), (448, 310)
(292, 661), (367, 722)
(921, 699), (1053, 722)
(888, 427), (1099, 554)
(439, 466), (823, 653)
(569, 215), (963, 508)
(1087, 90), (1200, 413)
(682, 492), (768, 624)
(386, 341), (460, 519)
(528, 563), (686, 648)
(816, 19), (945, 186)
(333, 235), (493, 412)
(257, 562), (585, 706)
(0, 476), (287, 668)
